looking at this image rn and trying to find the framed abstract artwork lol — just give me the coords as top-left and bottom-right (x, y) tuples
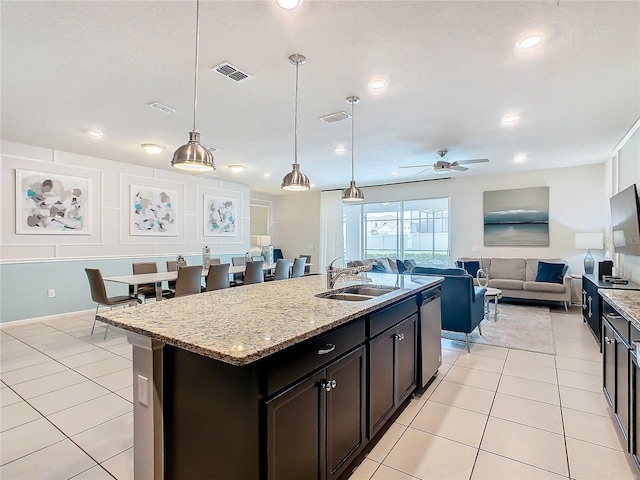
(204, 195), (237, 237)
(130, 185), (177, 236)
(483, 186), (549, 246)
(15, 169), (91, 235)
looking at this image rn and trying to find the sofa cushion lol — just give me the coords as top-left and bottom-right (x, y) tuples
(455, 260), (480, 277)
(376, 257), (394, 273)
(535, 261), (565, 284)
(489, 258), (526, 281)
(386, 257), (399, 274)
(523, 281), (566, 293)
(487, 279), (524, 290)
(396, 259), (407, 274)
(404, 259), (417, 271)
(526, 258), (568, 282)
(459, 257), (491, 272)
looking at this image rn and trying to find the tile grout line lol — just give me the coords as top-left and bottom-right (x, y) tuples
(555, 347), (573, 480)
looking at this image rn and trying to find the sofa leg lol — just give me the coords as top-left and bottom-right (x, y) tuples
(465, 333), (470, 353)
(478, 323), (483, 336)
(564, 301), (568, 313)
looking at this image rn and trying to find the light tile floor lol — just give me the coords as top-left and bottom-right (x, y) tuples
(1, 307), (638, 479)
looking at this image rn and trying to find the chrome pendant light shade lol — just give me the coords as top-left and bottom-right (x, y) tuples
(281, 54), (311, 191)
(171, 0), (215, 172)
(342, 95), (365, 202)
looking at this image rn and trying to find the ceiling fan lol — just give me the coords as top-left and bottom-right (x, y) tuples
(400, 149), (489, 175)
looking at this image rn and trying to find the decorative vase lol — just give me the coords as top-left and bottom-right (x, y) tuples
(584, 250), (595, 274)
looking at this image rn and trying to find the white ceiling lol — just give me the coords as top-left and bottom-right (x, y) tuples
(2, 1), (639, 195)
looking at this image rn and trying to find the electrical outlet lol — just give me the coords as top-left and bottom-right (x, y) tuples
(137, 374), (149, 406)
(47, 289), (55, 298)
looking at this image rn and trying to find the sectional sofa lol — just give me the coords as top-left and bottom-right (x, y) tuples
(457, 257), (571, 310)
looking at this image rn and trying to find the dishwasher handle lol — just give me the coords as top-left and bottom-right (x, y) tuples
(420, 287), (441, 305)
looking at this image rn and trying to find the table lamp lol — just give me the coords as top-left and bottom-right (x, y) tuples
(258, 235), (273, 264)
(575, 232), (604, 274)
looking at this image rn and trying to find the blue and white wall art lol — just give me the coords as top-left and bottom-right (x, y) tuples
(204, 195), (237, 237)
(130, 185), (177, 236)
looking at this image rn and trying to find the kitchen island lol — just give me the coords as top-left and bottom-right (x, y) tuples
(98, 272), (443, 480)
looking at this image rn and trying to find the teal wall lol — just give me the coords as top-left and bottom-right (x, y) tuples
(0, 254), (239, 323)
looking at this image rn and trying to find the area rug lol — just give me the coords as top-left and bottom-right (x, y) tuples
(441, 303), (556, 355)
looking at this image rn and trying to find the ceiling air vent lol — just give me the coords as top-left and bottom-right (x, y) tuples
(213, 62), (252, 82)
(319, 111), (351, 124)
(148, 102), (176, 114)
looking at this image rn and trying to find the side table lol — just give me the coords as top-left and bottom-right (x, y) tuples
(484, 287), (502, 322)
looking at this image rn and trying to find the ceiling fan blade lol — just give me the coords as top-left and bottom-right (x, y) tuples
(399, 164), (431, 169)
(415, 167), (434, 175)
(456, 158), (489, 165)
(451, 165), (469, 171)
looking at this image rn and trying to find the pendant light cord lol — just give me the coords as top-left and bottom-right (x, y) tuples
(191, 0), (201, 133)
(351, 99), (355, 182)
(294, 61), (299, 166)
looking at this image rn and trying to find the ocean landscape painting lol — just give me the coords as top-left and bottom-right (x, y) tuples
(483, 186), (549, 246)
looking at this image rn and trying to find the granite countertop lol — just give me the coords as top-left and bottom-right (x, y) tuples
(97, 272), (442, 366)
(600, 289), (640, 330)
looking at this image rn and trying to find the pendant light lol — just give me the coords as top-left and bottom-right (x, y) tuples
(171, 0), (215, 172)
(281, 54), (311, 191)
(342, 96), (365, 202)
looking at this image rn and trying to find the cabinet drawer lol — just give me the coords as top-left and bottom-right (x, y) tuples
(262, 318), (365, 397)
(369, 297), (417, 338)
(603, 301), (630, 344)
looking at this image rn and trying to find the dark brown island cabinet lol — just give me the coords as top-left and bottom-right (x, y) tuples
(113, 279), (443, 480)
(600, 290), (640, 472)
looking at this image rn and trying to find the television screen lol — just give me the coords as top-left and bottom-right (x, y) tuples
(610, 184), (640, 256)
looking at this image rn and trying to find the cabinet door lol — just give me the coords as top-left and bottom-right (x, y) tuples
(266, 371), (325, 480)
(396, 314), (418, 404)
(585, 279), (601, 344)
(615, 330), (630, 448)
(368, 329), (395, 436)
(326, 346), (366, 480)
(632, 356), (640, 466)
(603, 320), (616, 407)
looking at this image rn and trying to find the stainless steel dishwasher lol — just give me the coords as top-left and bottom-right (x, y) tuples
(418, 287), (442, 388)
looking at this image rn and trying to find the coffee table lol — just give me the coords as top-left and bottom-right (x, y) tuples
(484, 287), (502, 322)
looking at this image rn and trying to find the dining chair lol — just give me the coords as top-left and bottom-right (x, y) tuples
(132, 262), (168, 302)
(243, 260), (265, 285)
(231, 256), (246, 285)
(273, 248), (284, 263)
(166, 260), (178, 291)
(210, 258), (221, 266)
(273, 258), (292, 281)
(85, 268), (141, 339)
(299, 254), (311, 275)
(290, 257), (306, 278)
(164, 265), (203, 298)
(205, 263), (230, 291)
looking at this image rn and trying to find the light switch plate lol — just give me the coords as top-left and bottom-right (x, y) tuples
(137, 374), (149, 406)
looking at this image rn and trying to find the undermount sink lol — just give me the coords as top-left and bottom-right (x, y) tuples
(340, 286), (399, 297)
(316, 293), (373, 301)
(315, 285), (400, 301)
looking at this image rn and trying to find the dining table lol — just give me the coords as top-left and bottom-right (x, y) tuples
(103, 262), (311, 301)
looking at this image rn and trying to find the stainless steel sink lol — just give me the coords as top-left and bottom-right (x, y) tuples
(340, 285), (399, 297)
(316, 293), (373, 301)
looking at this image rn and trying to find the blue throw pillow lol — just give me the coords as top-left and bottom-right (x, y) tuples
(396, 259), (406, 274)
(535, 261), (566, 284)
(455, 260), (480, 277)
(370, 262), (386, 273)
(404, 259), (417, 271)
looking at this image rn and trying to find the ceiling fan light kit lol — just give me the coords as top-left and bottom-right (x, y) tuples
(342, 95), (365, 202)
(171, 0), (215, 173)
(281, 54), (311, 191)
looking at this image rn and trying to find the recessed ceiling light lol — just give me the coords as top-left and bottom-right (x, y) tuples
(514, 153), (527, 163)
(87, 130), (103, 138)
(334, 145), (346, 154)
(516, 34), (542, 49)
(263, 172), (272, 178)
(368, 78), (387, 90)
(228, 164), (246, 174)
(141, 144), (165, 155)
(276, 0), (303, 9)
(501, 114), (520, 125)
(391, 171), (398, 176)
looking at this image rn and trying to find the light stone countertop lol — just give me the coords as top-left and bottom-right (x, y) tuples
(97, 272), (442, 366)
(600, 289), (640, 330)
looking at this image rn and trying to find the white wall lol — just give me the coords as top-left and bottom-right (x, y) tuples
(274, 191), (321, 273)
(275, 163), (607, 275)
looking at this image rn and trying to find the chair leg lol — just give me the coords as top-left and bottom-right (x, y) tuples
(465, 333), (470, 353)
(478, 323), (483, 336)
(91, 304), (99, 334)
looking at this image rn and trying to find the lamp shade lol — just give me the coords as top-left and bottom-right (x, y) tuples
(342, 181), (365, 202)
(281, 163), (310, 191)
(575, 232), (604, 250)
(172, 132), (215, 172)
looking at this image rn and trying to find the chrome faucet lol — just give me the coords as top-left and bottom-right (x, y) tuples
(325, 257), (372, 289)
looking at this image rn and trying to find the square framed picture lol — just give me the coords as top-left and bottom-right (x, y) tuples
(16, 169), (91, 235)
(204, 195), (237, 237)
(130, 185), (178, 236)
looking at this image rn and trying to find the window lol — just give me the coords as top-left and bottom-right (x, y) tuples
(343, 198), (449, 267)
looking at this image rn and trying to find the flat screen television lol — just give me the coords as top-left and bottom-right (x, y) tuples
(610, 183), (640, 256)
